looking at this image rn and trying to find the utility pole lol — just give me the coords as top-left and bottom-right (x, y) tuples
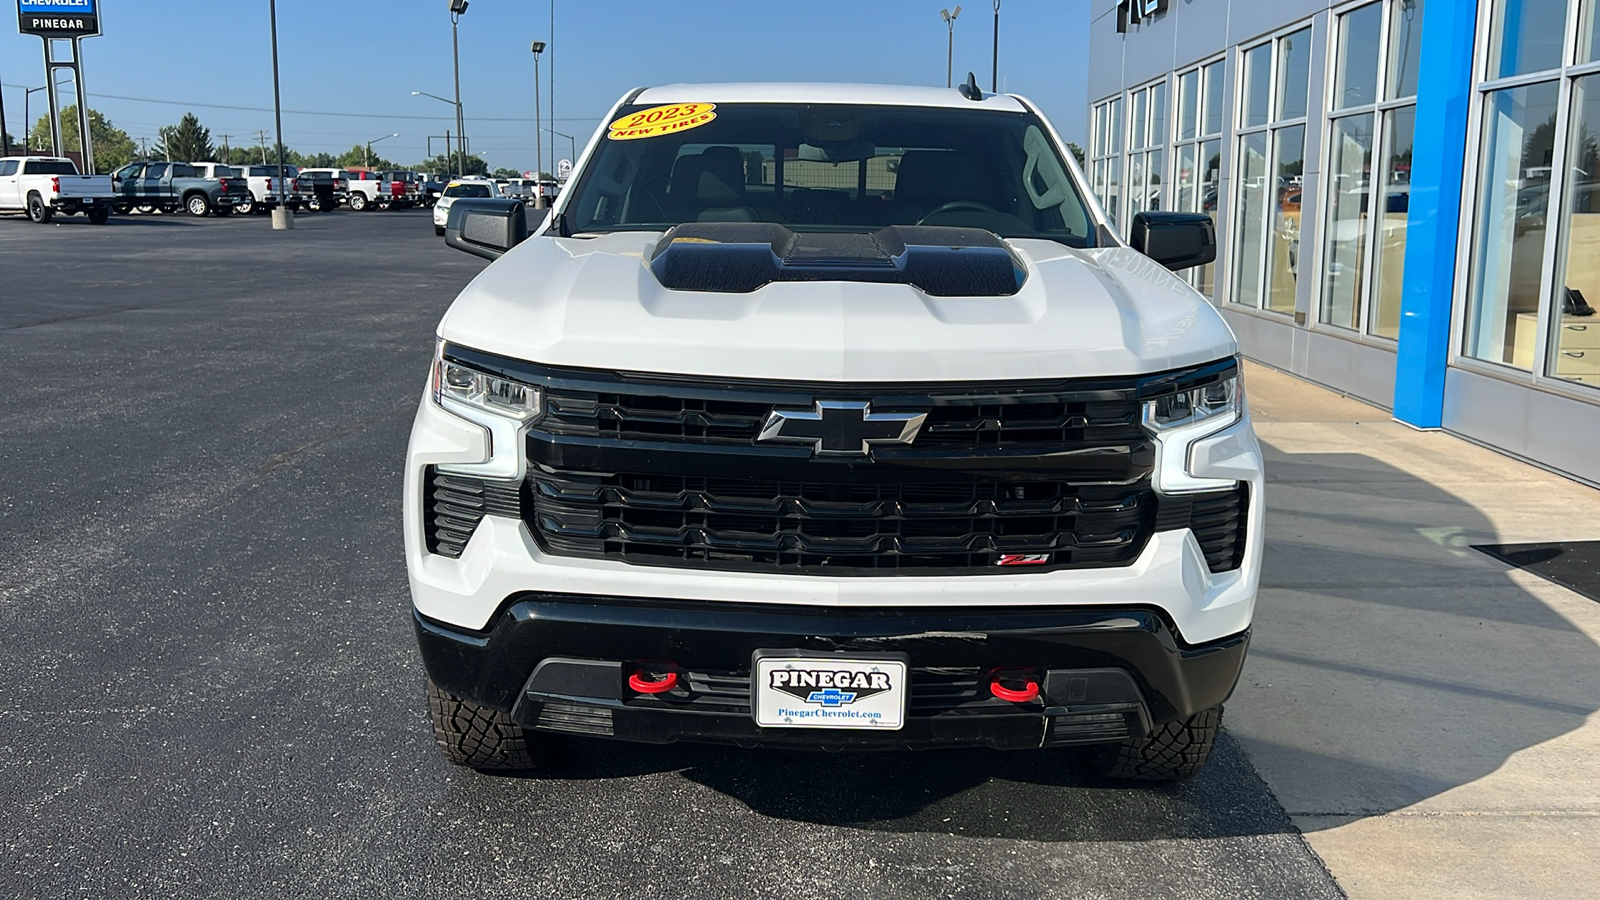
(941, 8), (962, 89)
(0, 81), (9, 156)
(549, 0), (554, 183)
(256, 130), (268, 164)
(220, 133), (231, 162)
(138, 135), (147, 158)
(991, 0), (1001, 94)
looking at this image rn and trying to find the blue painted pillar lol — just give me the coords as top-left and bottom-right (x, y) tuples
(1393, 0), (1480, 428)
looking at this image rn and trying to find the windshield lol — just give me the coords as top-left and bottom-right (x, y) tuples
(561, 102), (1094, 245)
(445, 183), (492, 198)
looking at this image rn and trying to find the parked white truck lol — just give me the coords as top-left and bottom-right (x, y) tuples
(233, 164), (304, 214)
(0, 156), (115, 224)
(411, 82), (1263, 781)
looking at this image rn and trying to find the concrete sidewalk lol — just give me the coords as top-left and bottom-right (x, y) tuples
(1230, 363), (1600, 899)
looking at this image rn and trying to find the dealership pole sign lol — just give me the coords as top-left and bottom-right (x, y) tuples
(18, 0), (99, 37)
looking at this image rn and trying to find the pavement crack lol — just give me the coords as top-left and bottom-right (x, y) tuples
(255, 405), (414, 475)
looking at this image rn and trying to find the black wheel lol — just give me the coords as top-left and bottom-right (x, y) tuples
(435, 224), (446, 236)
(135, 204), (157, 215)
(87, 206), (110, 225)
(306, 196), (322, 212)
(214, 206), (233, 217)
(349, 191), (368, 212)
(26, 193), (53, 224)
(427, 679), (556, 770)
(114, 202), (132, 215)
(186, 194), (211, 217)
(1086, 707), (1222, 781)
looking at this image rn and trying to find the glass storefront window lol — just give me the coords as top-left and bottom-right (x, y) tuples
(1177, 143), (1197, 213)
(1092, 96), (1124, 225)
(1178, 70), (1199, 142)
(1198, 138), (1221, 295)
(1322, 115), (1377, 329)
(1243, 44), (1272, 128)
(1465, 82), (1561, 369)
(1203, 62), (1225, 136)
(1487, 0), (1567, 79)
(1370, 106), (1415, 339)
(1269, 125), (1306, 314)
(1387, 0), (1425, 99)
(1235, 132), (1270, 308)
(1585, 0), (1600, 62)
(1335, 4), (1383, 110)
(1276, 28), (1313, 121)
(1550, 74), (1600, 385)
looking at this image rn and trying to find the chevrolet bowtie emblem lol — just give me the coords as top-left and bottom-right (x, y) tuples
(757, 401), (927, 456)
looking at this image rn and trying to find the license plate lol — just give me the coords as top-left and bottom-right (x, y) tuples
(752, 653), (907, 730)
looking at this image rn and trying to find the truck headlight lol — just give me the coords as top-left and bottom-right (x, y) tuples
(429, 341), (542, 479)
(433, 356), (543, 420)
(1143, 366), (1245, 494)
(1142, 373), (1239, 433)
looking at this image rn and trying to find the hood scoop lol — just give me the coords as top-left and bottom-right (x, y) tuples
(647, 223), (1027, 296)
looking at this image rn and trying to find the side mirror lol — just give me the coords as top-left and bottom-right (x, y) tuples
(1129, 211), (1217, 271)
(445, 198), (529, 261)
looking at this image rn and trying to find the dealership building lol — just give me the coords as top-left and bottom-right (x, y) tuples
(1089, 0), (1600, 485)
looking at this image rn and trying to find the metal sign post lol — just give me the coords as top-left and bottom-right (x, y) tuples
(17, 0), (100, 170)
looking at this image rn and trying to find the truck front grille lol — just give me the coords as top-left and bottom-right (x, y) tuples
(526, 470), (1152, 573)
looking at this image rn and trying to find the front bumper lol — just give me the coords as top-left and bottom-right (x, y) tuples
(416, 593), (1249, 751)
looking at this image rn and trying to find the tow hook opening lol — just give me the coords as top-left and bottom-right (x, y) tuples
(987, 668), (1042, 703)
(627, 665), (680, 695)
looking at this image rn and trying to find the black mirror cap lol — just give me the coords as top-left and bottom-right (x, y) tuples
(1129, 211), (1217, 271)
(445, 198), (529, 261)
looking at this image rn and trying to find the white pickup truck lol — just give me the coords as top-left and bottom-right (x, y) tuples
(232, 164), (304, 214)
(0, 156), (115, 224)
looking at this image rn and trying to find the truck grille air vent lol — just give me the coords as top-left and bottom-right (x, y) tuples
(1153, 485), (1249, 573)
(423, 469), (522, 558)
(540, 388), (1144, 451)
(526, 470), (1153, 574)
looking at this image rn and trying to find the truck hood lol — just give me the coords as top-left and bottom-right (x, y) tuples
(436, 231), (1237, 381)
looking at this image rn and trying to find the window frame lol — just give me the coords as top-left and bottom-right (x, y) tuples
(1126, 76), (1171, 222)
(1173, 56), (1228, 296)
(1091, 94), (1125, 226)
(1229, 20), (1316, 314)
(1315, 0), (1425, 342)
(1451, 0), (1600, 398)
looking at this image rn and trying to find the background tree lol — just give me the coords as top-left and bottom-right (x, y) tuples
(151, 112), (215, 162)
(1066, 141), (1086, 167)
(26, 106), (137, 173)
(491, 167), (523, 179)
(417, 152), (488, 177)
(334, 144), (398, 170)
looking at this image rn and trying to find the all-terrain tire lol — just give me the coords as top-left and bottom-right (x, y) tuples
(1087, 706), (1222, 781)
(427, 679), (555, 770)
(434, 224), (446, 236)
(87, 205), (110, 225)
(26, 193), (53, 223)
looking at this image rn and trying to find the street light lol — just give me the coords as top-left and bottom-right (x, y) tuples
(549, 129), (578, 174)
(365, 132), (398, 168)
(412, 91), (464, 176)
(448, 0), (468, 179)
(940, 7), (962, 89)
(531, 40), (545, 208)
(23, 85), (46, 154)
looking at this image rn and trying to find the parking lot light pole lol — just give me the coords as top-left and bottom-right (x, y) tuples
(365, 132), (398, 168)
(531, 41), (545, 209)
(449, 0), (469, 178)
(23, 85), (45, 154)
(941, 7), (962, 89)
(269, 0), (293, 231)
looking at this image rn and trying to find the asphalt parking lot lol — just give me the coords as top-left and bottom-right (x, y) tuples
(0, 210), (1343, 899)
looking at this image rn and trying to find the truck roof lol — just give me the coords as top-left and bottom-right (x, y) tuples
(630, 82), (1028, 113)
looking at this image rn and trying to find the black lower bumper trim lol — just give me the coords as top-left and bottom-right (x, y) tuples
(413, 593), (1248, 751)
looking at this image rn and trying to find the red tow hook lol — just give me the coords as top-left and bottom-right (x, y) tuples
(988, 670), (1041, 703)
(628, 668), (679, 694)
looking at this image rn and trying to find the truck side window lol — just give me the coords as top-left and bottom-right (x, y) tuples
(0, 160), (16, 177)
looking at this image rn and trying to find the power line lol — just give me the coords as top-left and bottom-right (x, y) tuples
(0, 83), (598, 123)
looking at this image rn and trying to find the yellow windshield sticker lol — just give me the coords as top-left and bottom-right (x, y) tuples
(608, 103), (717, 141)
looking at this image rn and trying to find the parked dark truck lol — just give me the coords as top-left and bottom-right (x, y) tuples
(110, 161), (252, 217)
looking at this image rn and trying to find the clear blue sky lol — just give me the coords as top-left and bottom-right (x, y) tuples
(2, 0), (1089, 170)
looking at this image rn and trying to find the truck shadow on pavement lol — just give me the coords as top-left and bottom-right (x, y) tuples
(1218, 443), (1600, 829)
(492, 442), (1600, 843)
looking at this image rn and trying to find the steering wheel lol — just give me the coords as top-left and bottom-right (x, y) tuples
(917, 200), (998, 225)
